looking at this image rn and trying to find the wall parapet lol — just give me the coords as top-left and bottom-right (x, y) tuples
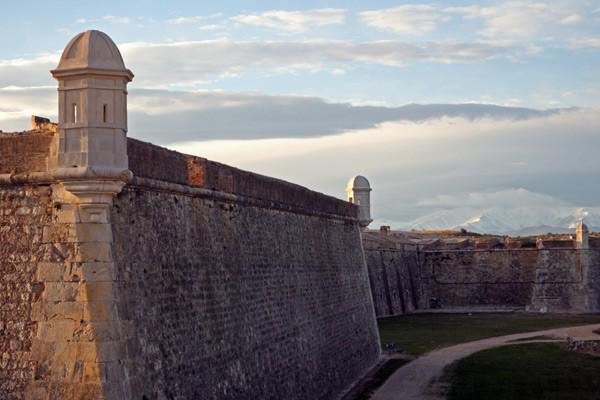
(130, 176), (358, 222)
(0, 130), (54, 175)
(0, 132), (356, 219)
(127, 138), (357, 218)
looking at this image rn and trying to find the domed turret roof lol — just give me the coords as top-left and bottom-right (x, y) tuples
(52, 30), (132, 79)
(347, 175), (371, 190)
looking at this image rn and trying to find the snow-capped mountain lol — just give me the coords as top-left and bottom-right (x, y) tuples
(405, 206), (600, 235)
(377, 188), (600, 236)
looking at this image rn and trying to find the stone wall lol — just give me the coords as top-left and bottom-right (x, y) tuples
(0, 130), (380, 399)
(110, 186), (380, 400)
(0, 132), (53, 174)
(128, 138), (356, 217)
(0, 185), (52, 399)
(423, 250), (539, 309)
(366, 246), (600, 317)
(365, 249), (421, 317)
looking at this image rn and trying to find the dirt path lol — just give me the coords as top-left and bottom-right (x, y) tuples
(371, 323), (600, 400)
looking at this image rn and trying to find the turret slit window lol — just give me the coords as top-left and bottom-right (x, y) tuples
(72, 104), (78, 123)
(103, 104), (108, 123)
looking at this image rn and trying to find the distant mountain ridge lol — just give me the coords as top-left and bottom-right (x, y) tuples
(377, 188), (600, 236)
(405, 206), (600, 236)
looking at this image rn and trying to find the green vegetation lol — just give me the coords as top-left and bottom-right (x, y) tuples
(445, 343), (600, 400)
(378, 313), (600, 355)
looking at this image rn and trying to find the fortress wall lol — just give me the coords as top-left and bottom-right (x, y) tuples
(0, 185), (52, 399)
(0, 131), (377, 399)
(422, 250), (539, 309)
(128, 138), (356, 217)
(110, 185), (380, 400)
(587, 250), (600, 311)
(366, 247), (600, 317)
(364, 250), (421, 317)
(0, 132), (53, 174)
(531, 249), (600, 312)
(127, 138), (190, 185)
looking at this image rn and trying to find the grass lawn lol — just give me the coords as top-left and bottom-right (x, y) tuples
(445, 343), (600, 400)
(378, 313), (600, 355)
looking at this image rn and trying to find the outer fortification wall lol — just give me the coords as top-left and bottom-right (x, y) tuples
(1, 30), (380, 400)
(112, 141), (380, 400)
(0, 131), (380, 400)
(365, 234), (600, 317)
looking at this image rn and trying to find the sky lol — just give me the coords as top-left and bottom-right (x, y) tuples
(1, 1), (600, 232)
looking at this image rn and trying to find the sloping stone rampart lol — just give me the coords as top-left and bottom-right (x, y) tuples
(109, 186), (380, 400)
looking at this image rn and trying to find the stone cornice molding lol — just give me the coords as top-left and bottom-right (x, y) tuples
(52, 166), (133, 183)
(61, 180), (126, 205)
(51, 67), (134, 82)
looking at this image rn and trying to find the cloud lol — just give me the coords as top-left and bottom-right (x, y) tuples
(166, 16), (206, 25)
(125, 90), (558, 144)
(231, 8), (346, 33)
(0, 37), (542, 89)
(0, 85), (568, 142)
(198, 24), (223, 31)
(359, 5), (447, 35)
(560, 14), (583, 25)
(77, 15), (132, 24)
(446, 1), (586, 37)
(570, 37), (600, 48)
(124, 93), (568, 143)
(165, 108), (600, 229)
(165, 13), (224, 25)
(417, 188), (570, 209)
(0, 54), (58, 87)
(0, 86), (56, 127)
(356, 2), (595, 48)
(119, 39), (537, 87)
(103, 16), (132, 24)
